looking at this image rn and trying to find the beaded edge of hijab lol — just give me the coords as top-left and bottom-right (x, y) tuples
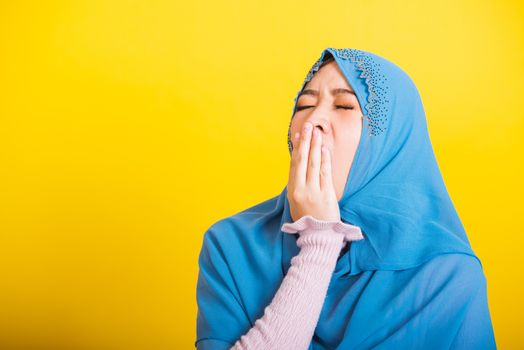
(287, 48), (390, 154)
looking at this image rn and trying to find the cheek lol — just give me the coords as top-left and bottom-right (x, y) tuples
(289, 119), (303, 143)
(290, 121), (297, 136)
(290, 117), (302, 132)
(345, 114), (363, 140)
(334, 118), (361, 144)
(332, 122), (361, 165)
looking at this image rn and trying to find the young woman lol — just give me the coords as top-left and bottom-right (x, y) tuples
(195, 48), (497, 349)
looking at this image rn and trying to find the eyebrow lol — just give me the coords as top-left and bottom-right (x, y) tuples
(299, 88), (356, 98)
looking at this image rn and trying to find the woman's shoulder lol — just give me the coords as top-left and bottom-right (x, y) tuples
(421, 253), (484, 276)
(412, 253), (487, 294)
(198, 194), (285, 297)
(204, 193), (282, 242)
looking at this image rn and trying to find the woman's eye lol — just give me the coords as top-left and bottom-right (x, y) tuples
(295, 105), (354, 111)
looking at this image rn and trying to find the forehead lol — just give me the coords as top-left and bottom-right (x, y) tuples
(303, 60), (352, 89)
(300, 65), (356, 98)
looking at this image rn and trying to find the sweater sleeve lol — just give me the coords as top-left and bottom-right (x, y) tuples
(229, 215), (364, 350)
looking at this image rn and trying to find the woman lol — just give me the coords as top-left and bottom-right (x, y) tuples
(195, 48), (497, 349)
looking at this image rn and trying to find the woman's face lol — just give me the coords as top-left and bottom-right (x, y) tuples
(290, 60), (363, 201)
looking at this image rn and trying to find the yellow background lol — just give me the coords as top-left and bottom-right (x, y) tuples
(1, 0), (523, 348)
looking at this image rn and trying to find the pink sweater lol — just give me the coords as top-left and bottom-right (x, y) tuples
(230, 215), (365, 350)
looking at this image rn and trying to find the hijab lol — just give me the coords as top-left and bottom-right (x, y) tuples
(281, 47), (480, 276)
(195, 47), (495, 349)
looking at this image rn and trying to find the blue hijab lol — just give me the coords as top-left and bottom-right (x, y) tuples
(195, 48), (496, 349)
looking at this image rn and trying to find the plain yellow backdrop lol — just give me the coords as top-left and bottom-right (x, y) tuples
(0, 0), (523, 349)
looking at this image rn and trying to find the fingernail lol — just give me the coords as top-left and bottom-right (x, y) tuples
(294, 132), (300, 140)
(304, 123), (311, 131)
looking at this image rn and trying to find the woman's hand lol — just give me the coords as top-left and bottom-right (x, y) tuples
(287, 121), (341, 222)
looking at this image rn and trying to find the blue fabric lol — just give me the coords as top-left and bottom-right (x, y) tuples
(195, 48), (497, 349)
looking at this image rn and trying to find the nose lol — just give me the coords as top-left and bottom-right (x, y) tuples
(303, 114), (330, 134)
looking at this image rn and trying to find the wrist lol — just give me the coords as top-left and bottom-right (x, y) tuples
(281, 215), (365, 243)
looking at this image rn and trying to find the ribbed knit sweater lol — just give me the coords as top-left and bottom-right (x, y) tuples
(230, 215), (365, 350)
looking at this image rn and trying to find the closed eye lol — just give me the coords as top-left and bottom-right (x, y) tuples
(295, 105), (354, 111)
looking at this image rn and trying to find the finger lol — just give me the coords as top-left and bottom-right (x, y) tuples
(320, 145), (334, 192)
(295, 122), (313, 187)
(307, 127), (321, 190)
